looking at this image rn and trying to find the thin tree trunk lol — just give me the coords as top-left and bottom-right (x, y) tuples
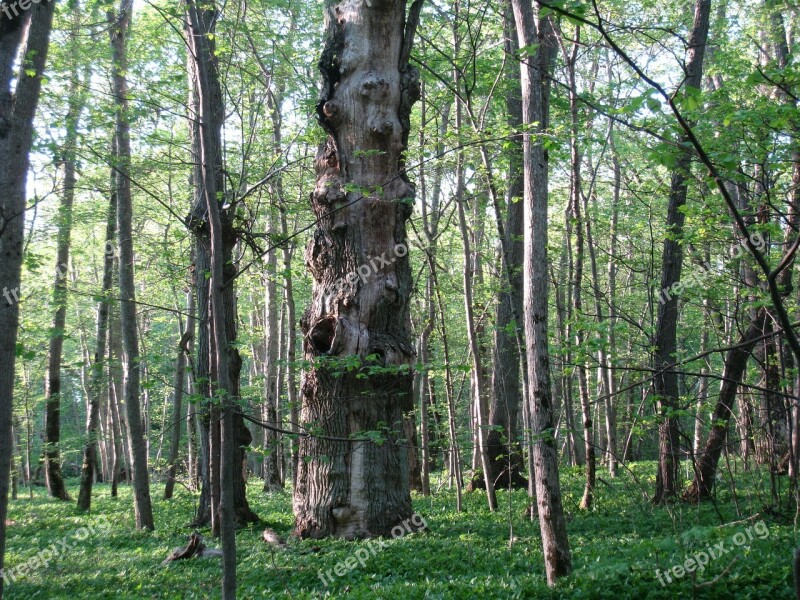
(417, 87), (447, 498)
(185, 1), (237, 595)
(262, 211), (282, 492)
(165, 289), (194, 499)
(110, 0), (155, 530)
(456, 162), (496, 511)
(684, 310), (765, 501)
(693, 290), (711, 457)
(187, 2), (258, 531)
(77, 140), (117, 510)
(279, 205), (299, 487)
(481, 0), (529, 492)
(511, 0), (571, 584)
(562, 27), (595, 510)
(43, 40), (87, 501)
(452, 46), (496, 509)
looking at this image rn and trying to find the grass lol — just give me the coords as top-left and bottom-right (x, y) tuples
(2, 462), (797, 598)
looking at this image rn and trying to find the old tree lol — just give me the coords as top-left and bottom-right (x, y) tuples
(294, 0), (424, 539)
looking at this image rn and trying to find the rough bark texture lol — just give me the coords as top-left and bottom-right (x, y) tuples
(293, 0), (422, 539)
(0, 2), (56, 595)
(652, 0), (710, 504)
(511, 0), (572, 584)
(110, 0), (155, 531)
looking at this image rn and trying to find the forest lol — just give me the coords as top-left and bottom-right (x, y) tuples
(0, 0), (798, 597)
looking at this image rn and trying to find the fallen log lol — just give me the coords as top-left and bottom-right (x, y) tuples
(162, 532), (222, 566)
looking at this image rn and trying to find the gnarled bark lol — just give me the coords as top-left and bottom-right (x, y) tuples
(293, 0), (422, 539)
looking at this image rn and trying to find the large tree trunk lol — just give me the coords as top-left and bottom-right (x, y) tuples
(0, 3), (56, 595)
(511, 0), (571, 585)
(77, 143), (117, 510)
(652, 0), (711, 504)
(110, 0), (155, 531)
(293, 0), (423, 539)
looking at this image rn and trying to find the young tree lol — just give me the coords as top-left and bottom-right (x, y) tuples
(109, 0), (155, 530)
(511, 0), (571, 584)
(77, 144), (118, 510)
(45, 10), (87, 502)
(164, 290), (194, 500)
(185, 1), (238, 595)
(186, 1), (257, 530)
(294, 0), (424, 538)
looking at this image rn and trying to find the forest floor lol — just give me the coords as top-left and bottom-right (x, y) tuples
(2, 462), (795, 599)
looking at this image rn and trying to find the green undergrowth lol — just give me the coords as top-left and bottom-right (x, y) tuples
(3, 462), (796, 598)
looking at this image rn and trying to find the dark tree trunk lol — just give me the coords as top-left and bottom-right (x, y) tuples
(652, 0), (711, 504)
(186, 2), (257, 530)
(293, 0), (423, 539)
(683, 310), (765, 502)
(110, 0), (155, 530)
(43, 83), (79, 501)
(185, 2), (240, 595)
(0, 3), (56, 593)
(478, 0), (528, 493)
(44, 18), (87, 502)
(164, 290), (194, 500)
